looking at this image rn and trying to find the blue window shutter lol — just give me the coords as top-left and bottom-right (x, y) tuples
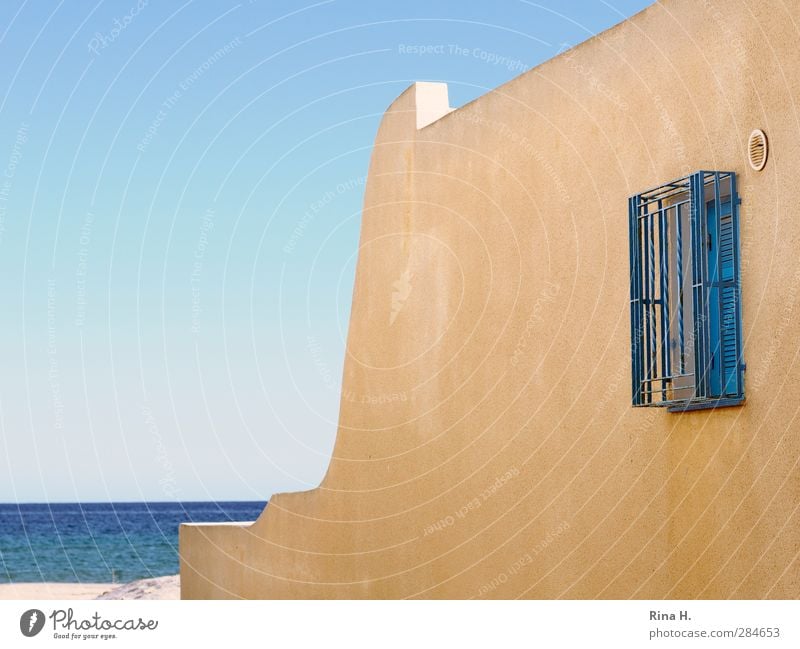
(705, 199), (722, 396)
(718, 202), (739, 395)
(704, 175), (742, 399)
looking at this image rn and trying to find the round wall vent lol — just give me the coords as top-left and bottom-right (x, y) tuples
(748, 129), (768, 171)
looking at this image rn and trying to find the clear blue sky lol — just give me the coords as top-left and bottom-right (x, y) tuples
(0, 0), (651, 502)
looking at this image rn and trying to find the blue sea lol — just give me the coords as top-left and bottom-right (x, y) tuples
(0, 502), (266, 583)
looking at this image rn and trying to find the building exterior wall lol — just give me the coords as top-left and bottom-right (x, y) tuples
(180, 0), (800, 598)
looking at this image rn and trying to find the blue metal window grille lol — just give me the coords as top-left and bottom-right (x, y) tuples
(629, 171), (744, 411)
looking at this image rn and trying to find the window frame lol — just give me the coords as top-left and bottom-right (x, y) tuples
(628, 171), (745, 412)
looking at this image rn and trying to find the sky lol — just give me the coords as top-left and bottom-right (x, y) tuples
(0, 0), (652, 503)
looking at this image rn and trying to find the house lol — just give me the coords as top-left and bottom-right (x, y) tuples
(180, 0), (800, 598)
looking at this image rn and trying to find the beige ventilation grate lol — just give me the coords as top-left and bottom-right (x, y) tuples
(748, 129), (768, 171)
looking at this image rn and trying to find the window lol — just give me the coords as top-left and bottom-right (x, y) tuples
(628, 171), (744, 411)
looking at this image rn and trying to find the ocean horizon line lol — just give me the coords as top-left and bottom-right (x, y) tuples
(0, 499), (268, 506)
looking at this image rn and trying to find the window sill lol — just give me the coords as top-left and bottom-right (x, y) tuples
(666, 397), (745, 413)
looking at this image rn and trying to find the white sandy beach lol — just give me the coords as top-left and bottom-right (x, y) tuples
(0, 575), (179, 600)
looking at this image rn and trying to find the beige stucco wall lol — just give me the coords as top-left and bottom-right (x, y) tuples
(180, 0), (800, 598)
